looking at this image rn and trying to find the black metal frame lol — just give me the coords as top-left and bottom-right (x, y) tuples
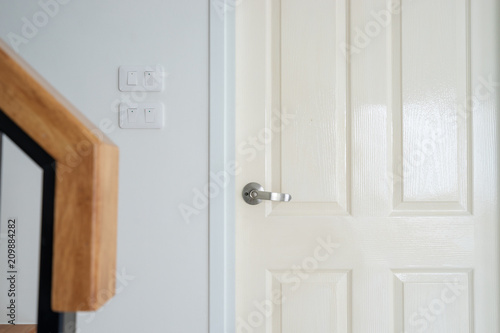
(0, 109), (75, 333)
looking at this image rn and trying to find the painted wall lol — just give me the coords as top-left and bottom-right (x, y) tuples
(0, 0), (209, 332)
(0, 136), (43, 324)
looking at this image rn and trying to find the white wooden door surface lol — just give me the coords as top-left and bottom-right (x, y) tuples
(235, 0), (499, 332)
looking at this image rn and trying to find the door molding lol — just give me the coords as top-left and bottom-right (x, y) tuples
(209, 1), (236, 332)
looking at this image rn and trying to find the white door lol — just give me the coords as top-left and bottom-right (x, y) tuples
(235, 0), (499, 331)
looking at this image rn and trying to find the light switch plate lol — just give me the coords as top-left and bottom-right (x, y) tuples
(119, 102), (164, 129)
(119, 65), (164, 92)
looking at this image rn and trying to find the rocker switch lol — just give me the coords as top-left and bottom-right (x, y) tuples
(127, 108), (138, 122)
(145, 108), (156, 123)
(144, 71), (155, 86)
(127, 71), (138, 85)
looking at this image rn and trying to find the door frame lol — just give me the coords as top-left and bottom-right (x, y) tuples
(209, 1), (236, 332)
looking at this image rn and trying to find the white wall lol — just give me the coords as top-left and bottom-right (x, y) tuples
(0, 1), (209, 332)
(0, 136), (42, 324)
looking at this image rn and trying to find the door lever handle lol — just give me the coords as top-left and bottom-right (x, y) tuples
(242, 182), (292, 205)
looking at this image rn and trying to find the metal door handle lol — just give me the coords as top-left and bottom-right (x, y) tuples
(242, 182), (292, 205)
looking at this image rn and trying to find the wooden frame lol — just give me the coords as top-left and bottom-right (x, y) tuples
(0, 40), (119, 312)
(0, 325), (37, 333)
(0, 111), (75, 332)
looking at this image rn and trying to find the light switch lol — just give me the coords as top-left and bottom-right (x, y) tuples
(119, 102), (164, 129)
(144, 71), (155, 86)
(127, 71), (138, 85)
(145, 108), (156, 123)
(127, 108), (138, 122)
(119, 66), (164, 92)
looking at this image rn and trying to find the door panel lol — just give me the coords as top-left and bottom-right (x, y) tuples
(267, 0), (349, 216)
(236, 0), (498, 331)
(393, 270), (472, 332)
(390, 0), (471, 214)
(269, 270), (351, 333)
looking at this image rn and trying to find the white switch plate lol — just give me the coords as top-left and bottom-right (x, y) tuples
(119, 65), (164, 92)
(119, 102), (164, 129)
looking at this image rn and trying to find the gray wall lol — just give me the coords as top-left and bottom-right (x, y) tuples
(0, 1), (209, 332)
(0, 136), (43, 324)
